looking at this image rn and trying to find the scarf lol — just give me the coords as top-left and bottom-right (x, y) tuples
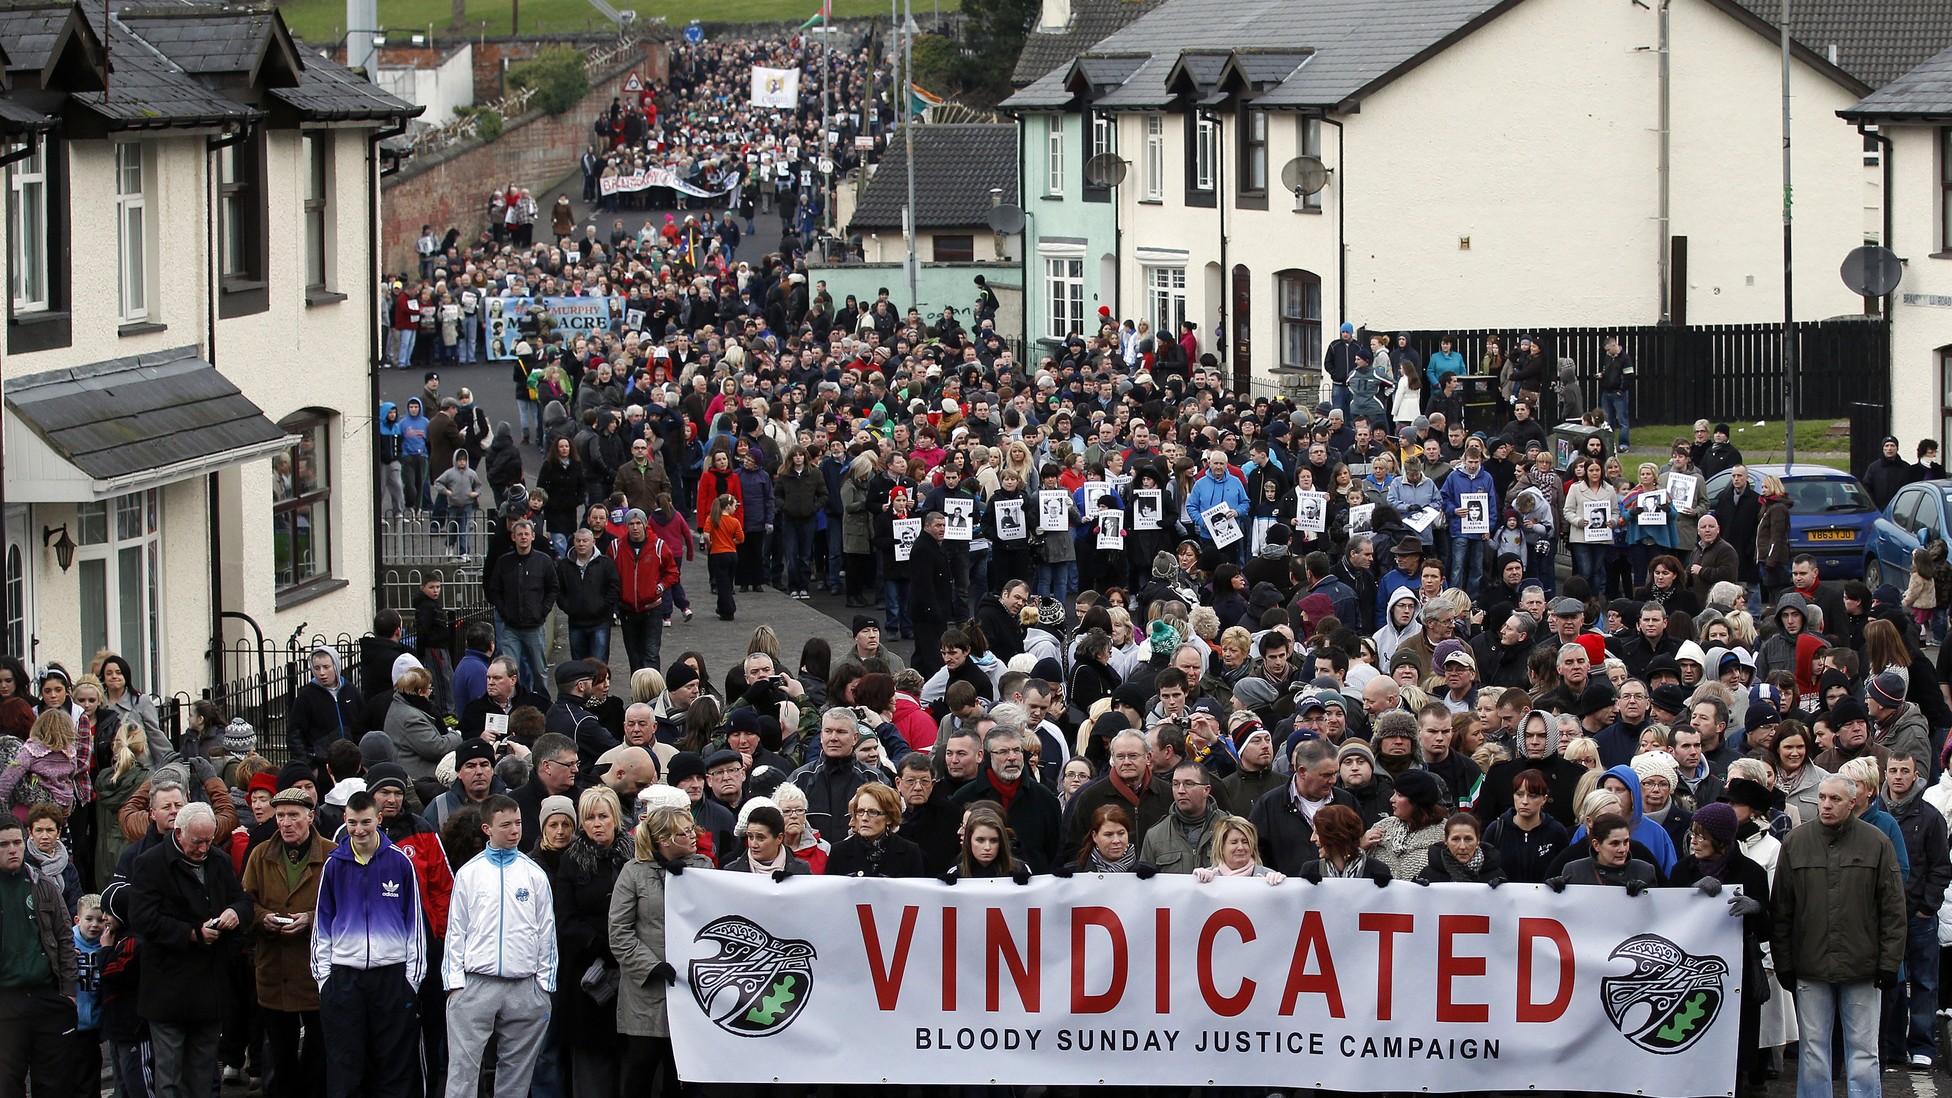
(1108, 765), (1155, 808)
(1431, 843), (1485, 882)
(1777, 761), (1818, 796)
(745, 847), (788, 874)
(484, 844), (519, 868)
(24, 838), (68, 884)
(989, 771), (1023, 813)
(1330, 853), (1370, 878)
(1086, 846), (1139, 873)
(1696, 849), (1730, 881)
(564, 835), (628, 883)
(1216, 859), (1257, 877)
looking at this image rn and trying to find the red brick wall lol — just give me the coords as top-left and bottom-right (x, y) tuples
(379, 42), (668, 275)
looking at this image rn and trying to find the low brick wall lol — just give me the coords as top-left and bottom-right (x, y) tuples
(379, 40), (667, 275)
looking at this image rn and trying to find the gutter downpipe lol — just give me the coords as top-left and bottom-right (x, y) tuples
(1658, 0), (1672, 323)
(205, 122), (249, 687)
(371, 120), (409, 611)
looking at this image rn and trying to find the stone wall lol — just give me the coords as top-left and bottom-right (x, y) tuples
(379, 39), (668, 274)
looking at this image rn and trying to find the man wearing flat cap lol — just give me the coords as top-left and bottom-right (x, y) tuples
(545, 660), (613, 779)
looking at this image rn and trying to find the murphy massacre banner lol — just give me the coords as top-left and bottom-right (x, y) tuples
(665, 874), (1742, 1095)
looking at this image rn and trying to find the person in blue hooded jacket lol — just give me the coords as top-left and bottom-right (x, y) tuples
(1569, 764), (1678, 876)
(400, 397), (431, 515)
(1439, 443), (1498, 598)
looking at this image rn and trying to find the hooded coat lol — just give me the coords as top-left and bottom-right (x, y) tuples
(1569, 765), (1679, 876)
(286, 647), (367, 765)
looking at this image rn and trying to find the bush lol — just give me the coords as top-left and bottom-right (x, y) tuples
(506, 46), (589, 115)
(474, 108), (504, 141)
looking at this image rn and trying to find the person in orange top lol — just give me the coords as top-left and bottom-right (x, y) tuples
(706, 493), (745, 621)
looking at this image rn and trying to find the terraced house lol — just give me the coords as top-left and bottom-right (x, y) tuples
(1, 1), (418, 695)
(1004, 0), (1951, 396)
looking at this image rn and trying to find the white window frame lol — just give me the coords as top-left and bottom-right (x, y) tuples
(1047, 115), (1065, 197)
(1091, 112), (1116, 159)
(74, 490), (162, 693)
(1144, 114), (1165, 201)
(1045, 256), (1085, 340)
(116, 142), (148, 323)
(1146, 265), (1186, 340)
(1193, 115), (1217, 192)
(9, 141), (48, 313)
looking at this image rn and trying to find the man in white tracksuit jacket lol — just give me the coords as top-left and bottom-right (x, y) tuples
(443, 794), (558, 1098)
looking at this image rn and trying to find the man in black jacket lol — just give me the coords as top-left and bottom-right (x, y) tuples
(1881, 753), (1952, 1067)
(1058, 731), (1172, 864)
(486, 519), (559, 700)
(512, 733), (581, 852)
(907, 510), (956, 678)
(895, 754), (961, 875)
(1598, 337), (1636, 450)
(952, 724), (1063, 872)
(1323, 323), (1360, 415)
(129, 802), (252, 1097)
(789, 707), (883, 843)
(459, 656), (549, 738)
(545, 661), (614, 781)
(555, 528), (620, 664)
(1248, 738), (1357, 875)
(974, 581), (1028, 662)
(0, 816), (77, 1091)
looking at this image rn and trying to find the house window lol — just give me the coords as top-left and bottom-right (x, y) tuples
(1146, 266), (1186, 341)
(1045, 256), (1085, 340)
(218, 129), (268, 317)
(75, 491), (162, 690)
(8, 141), (48, 313)
(116, 143), (147, 323)
(304, 133), (331, 292)
(1187, 113), (1217, 194)
(1296, 117), (1323, 211)
(932, 234), (975, 262)
(1238, 108), (1267, 196)
(1942, 346), (1952, 459)
(1047, 115), (1065, 196)
(1941, 128), (1952, 253)
(3, 541), (22, 659)
(1091, 112), (1116, 160)
(1276, 269), (1323, 371)
(1143, 115), (1165, 201)
(273, 413), (334, 592)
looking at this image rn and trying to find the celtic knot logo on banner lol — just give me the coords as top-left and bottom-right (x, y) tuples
(1599, 934), (1729, 1054)
(689, 915), (818, 1037)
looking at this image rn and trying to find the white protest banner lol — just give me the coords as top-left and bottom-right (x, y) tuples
(751, 66), (801, 108)
(666, 874), (1741, 1095)
(943, 497), (974, 541)
(485, 296), (622, 359)
(600, 167), (741, 199)
(1097, 512), (1125, 550)
(993, 498), (1026, 541)
(1460, 492), (1490, 536)
(1038, 491), (1071, 533)
(893, 517), (921, 562)
(1132, 489), (1163, 531)
(1081, 480), (1107, 518)
(1637, 491), (1670, 527)
(1295, 491), (1328, 535)
(1406, 506), (1443, 534)
(1583, 500), (1612, 533)
(1348, 503), (1375, 536)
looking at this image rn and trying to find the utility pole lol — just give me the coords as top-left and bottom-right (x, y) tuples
(1781, 0), (1795, 464)
(902, 0), (918, 309)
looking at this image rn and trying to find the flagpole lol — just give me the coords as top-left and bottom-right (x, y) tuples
(903, 0), (917, 311)
(822, 5), (833, 239)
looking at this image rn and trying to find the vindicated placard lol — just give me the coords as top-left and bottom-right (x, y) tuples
(665, 874), (1742, 1094)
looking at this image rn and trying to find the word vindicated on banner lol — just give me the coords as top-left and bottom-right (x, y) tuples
(665, 875), (1741, 1095)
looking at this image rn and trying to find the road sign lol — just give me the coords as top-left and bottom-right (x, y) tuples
(622, 71), (643, 92)
(819, 157), (833, 174)
(684, 22), (703, 43)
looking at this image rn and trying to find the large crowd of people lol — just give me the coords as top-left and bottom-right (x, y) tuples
(8, 26), (1952, 1098)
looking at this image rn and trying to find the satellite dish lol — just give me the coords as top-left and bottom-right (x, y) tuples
(986, 204), (1026, 234)
(1084, 153), (1127, 189)
(1839, 245), (1903, 298)
(1280, 155), (1330, 196)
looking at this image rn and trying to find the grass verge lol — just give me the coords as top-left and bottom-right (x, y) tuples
(283, 0), (948, 44)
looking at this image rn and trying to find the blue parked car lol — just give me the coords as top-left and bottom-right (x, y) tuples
(1703, 463), (1877, 580)
(1866, 478), (1952, 589)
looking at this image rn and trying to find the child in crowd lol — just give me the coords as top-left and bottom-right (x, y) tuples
(97, 880), (150, 1098)
(72, 892), (106, 1093)
(706, 493), (746, 621)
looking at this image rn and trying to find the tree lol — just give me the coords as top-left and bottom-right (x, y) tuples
(506, 47), (590, 115)
(953, 0), (1039, 107)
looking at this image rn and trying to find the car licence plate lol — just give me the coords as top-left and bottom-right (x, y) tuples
(1806, 529), (1854, 542)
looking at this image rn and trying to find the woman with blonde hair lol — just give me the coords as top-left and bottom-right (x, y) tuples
(610, 804), (713, 1094)
(839, 451), (879, 607)
(1193, 816), (1286, 883)
(94, 718), (151, 880)
(630, 667), (666, 706)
